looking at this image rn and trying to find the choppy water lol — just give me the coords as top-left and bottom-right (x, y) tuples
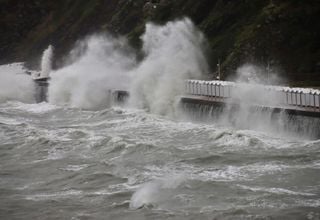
(0, 101), (319, 220)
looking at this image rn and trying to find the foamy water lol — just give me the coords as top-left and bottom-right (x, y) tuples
(0, 102), (319, 220)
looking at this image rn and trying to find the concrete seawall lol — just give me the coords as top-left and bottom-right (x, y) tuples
(180, 95), (320, 139)
(180, 95), (320, 118)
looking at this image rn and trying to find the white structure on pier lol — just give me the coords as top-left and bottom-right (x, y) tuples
(185, 80), (320, 109)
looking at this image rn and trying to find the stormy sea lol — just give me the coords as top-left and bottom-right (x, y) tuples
(1, 19), (319, 220)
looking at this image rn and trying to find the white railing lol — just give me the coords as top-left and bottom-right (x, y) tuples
(185, 80), (320, 109)
(185, 80), (234, 98)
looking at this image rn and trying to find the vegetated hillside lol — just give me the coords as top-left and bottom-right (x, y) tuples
(1, 0), (320, 84)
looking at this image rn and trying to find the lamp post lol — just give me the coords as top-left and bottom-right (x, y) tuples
(217, 59), (221, 80)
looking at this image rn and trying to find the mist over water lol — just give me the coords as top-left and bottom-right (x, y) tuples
(226, 64), (287, 134)
(219, 64), (319, 139)
(0, 63), (35, 103)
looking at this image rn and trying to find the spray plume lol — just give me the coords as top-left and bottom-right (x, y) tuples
(40, 45), (53, 78)
(48, 18), (208, 112)
(129, 18), (208, 115)
(219, 64), (292, 135)
(48, 35), (135, 109)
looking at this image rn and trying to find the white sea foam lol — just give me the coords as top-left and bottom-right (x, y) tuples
(12, 102), (59, 114)
(25, 190), (83, 201)
(238, 185), (316, 196)
(0, 116), (22, 125)
(61, 164), (90, 172)
(189, 162), (288, 182)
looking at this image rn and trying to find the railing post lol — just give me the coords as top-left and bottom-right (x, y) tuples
(280, 90), (284, 105)
(299, 91), (302, 107)
(205, 82), (208, 96)
(192, 81), (197, 95)
(185, 80), (188, 94)
(313, 92), (316, 109)
(222, 84), (225, 97)
(318, 93), (320, 111)
(196, 81), (199, 95)
(193, 81), (195, 95)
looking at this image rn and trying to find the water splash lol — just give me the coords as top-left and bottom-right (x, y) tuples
(48, 18), (208, 113)
(40, 45), (53, 78)
(129, 18), (208, 115)
(48, 35), (135, 109)
(181, 76), (320, 139)
(129, 175), (186, 210)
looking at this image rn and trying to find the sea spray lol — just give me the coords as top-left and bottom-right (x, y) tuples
(230, 63), (284, 85)
(0, 63), (35, 103)
(48, 18), (209, 113)
(129, 18), (209, 115)
(130, 175), (186, 210)
(48, 35), (136, 109)
(223, 64), (286, 131)
(40, 45), (54, 78)
(181, 64), (320, 138)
